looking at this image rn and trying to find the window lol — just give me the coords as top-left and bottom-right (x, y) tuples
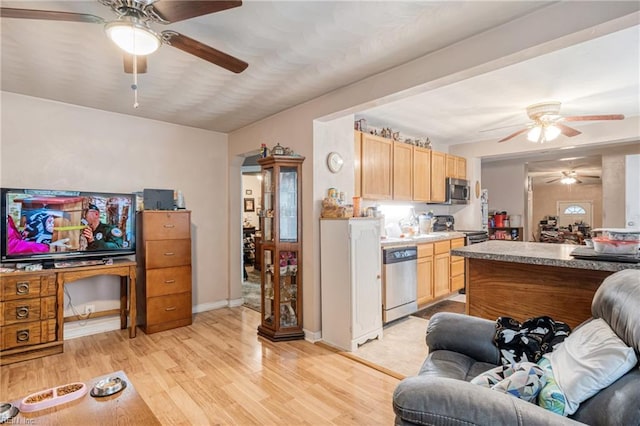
(564, 205), (586, 215)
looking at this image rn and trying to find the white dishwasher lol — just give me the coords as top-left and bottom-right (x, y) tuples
(382, 246), (417, 323)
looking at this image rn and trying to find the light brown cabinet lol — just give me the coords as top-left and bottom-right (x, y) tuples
(0, 271), (60, 365)
(430, 151), (447, 203)
(433, 240), (451, 298)
(360, 133), (393, 200)
(393, 141), (413, 200)
(354, 131), (362, 198)
(450, 237), (465, 292)
(413, 146), (431, 202)
(136, 210), (192, 334)
(446, 154), (467, 180)
(416, 243), (434, 306)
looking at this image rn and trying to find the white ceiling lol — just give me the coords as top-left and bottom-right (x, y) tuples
(1, 1), (639, 174)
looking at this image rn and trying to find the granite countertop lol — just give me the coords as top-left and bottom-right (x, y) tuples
(450, 240), (640, 272)
(381, 231), (465, 247)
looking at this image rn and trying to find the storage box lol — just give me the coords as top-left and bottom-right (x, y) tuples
(592, 236), (640, 256)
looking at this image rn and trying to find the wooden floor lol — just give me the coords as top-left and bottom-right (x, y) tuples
(1, 307), (400, 425)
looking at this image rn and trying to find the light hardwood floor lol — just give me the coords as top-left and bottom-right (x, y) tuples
(1, 307), (400, 425)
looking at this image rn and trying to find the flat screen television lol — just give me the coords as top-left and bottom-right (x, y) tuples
(1, 188), (136, 266)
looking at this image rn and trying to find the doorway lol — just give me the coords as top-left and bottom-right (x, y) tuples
(241, 155), (262, 312)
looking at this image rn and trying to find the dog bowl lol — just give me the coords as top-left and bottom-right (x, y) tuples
(90, 377), (126, 398)
(0, 403), (19, 423)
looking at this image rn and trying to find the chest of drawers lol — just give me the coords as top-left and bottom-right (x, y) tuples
(136, 210), (193, 334)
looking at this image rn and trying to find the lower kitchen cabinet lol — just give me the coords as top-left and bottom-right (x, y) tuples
(416, 243), (434, 306)
(433, 240), (451, 298)
(450, 237), (465, 292)
(320, 218), (382, 351)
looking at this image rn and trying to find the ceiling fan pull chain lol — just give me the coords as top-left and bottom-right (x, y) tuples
(132, 54), (139, 108)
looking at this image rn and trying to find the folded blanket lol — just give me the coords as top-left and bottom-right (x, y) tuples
(494, 316), (571, 365)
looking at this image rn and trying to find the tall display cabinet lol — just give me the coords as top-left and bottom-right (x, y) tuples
(257, 155), (305, 341)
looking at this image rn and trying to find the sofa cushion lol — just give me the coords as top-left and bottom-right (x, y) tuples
(545, 318), (638, 415)
(419, 349), (498, 381)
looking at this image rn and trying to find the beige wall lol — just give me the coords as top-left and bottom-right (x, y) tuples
(532, 182), (603, 240)
(1, 92), (230, 327)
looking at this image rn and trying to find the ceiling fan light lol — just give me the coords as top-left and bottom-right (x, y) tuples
(544, 124), (561, 141)
(560, 176), (577, 185)
(527, 126), (542, 142)
(105, 19), (160, 56)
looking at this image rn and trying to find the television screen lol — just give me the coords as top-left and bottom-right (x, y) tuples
(1, 188), (136, 264)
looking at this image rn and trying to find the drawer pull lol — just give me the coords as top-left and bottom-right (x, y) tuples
(165, 306), (177, 311)
(16, 330), (30, 343)
(164, 252), (175, 256)
(164, 279), (176, 284)
(163, 224), (175, 228)
(16, 282), (30, 295)
(16, 306), (29, 319)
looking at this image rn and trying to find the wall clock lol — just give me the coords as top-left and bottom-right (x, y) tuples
(327, 152), (344, 173)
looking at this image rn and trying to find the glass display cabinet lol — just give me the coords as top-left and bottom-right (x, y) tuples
(257, 154), (305, 341)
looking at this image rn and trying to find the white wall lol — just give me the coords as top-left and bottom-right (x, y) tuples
(1, 92), (230, 336)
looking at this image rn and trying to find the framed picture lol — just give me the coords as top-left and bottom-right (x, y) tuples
(244, 198), (255, 212)
(245, 189), (252, 195)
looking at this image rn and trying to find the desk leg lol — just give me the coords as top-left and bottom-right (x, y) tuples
(129, 266), (137, 338)
(120, 276), (127, 330)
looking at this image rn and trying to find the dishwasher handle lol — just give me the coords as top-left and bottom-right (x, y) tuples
(383, 246), (417, 264)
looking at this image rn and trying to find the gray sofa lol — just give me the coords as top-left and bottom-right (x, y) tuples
(393, 268), (640, 426)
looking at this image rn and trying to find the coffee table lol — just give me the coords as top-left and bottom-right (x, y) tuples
(9, 371), (160, 425)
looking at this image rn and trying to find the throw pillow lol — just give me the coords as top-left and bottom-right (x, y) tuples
(544, 318), (638, 415)
(536, 357), (567, 415)
(471, 362), (546, 403)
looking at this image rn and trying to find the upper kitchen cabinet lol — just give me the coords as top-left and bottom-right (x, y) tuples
(393, 141), (413, 200)
(360, 132), (392, 200)
(354, 131), (362, 198)
(413, 146), (431, 202)
(430, 151), (447, 203)
(446, 154), (467, 180)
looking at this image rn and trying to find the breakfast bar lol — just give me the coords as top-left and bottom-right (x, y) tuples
(450, 241), (639, 328)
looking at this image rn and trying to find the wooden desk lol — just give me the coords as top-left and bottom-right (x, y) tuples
(10, 370), (160, 425)
(1, 260), (136, 365)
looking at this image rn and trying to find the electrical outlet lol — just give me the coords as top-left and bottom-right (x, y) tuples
(85, 304), (95, 315)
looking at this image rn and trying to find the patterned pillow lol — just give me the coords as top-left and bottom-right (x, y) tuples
(537, 356), (567, 415)
(471, 362), (546, 403)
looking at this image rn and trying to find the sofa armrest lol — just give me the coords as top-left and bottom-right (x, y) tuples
(393, 376), (585, 426)
(426, 312), (500, 365)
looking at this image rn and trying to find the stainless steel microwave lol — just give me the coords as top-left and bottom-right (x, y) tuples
(446, 178), (470, 204)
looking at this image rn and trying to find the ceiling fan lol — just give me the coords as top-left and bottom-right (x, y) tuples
(0, 0), (248, 75)
(545, 170), (600, 185)
(497, 101), (624, 143)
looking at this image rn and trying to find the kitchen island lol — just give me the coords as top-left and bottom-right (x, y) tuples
(450, 241), (639, 328)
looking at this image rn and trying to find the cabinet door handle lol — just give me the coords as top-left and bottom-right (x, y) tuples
(16, 330), (30, 343)
(163, 224), (175, 228)
(164, 252), (175, 256)
(165, 306), (176, 311)
(16, 306), (29, 319)
(164, 279), (176, 284)
(16, 282), (30, 295)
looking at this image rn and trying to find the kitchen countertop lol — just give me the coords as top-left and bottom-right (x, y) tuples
(381, 231), (465, 247)
(450, 240), (640, 272)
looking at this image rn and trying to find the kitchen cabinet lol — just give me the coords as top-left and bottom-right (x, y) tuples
(137, 210), (193, 334)
(430, 151), (447, 203)
(446, 154), (467, 180)
(416, 242), (434, 306)
(393, 141), (413, 200)
(413, 146), (431, 202)
(354, 131), (362, 198)
(320, 218), (382, 351)
(258, 155), (305, 341)
(450, 237), (465, 292)
(433, 240), (450, 298)
(360, 133), (392, 200)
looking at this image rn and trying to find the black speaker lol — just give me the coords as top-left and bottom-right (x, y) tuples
(143, 189), (174, 210)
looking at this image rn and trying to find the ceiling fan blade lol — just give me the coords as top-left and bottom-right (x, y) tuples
(0, 7), (104, 23)
(575, 178), (583, 184)
(580, 175), (600, 179)
(123, 55), (148, 74)
(546, 178), (561, 183)
(497, 128), (528, 143)
(563, 114), (625, 122)
(162, 31), (248, 73)
(555, 122), (581, 138)
(151, 1), (242, 23)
